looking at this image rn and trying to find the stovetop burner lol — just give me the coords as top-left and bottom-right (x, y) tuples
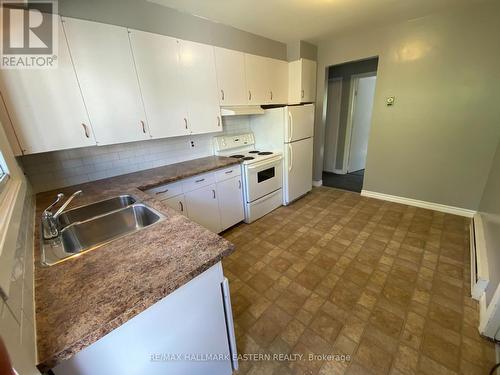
(248, 151), (260, 154)
(230, 154), (245, 158)
(242, 156), (255, 161)
(258, 151), (273, 155)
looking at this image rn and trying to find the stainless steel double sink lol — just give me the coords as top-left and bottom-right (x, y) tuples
(41, 195), (165, 266)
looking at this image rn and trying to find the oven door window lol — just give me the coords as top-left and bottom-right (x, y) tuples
(257, 167), (275, 183)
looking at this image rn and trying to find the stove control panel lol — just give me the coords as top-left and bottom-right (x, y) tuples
(214, 133), (255, 152)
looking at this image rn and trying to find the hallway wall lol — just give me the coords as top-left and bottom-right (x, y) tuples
(313, 2), (500, 210)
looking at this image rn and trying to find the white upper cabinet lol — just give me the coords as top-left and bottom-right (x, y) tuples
(128, 30), (188, 139)
(180, 41), (221, 134)
(0, 16), (95, 154)
(245, 54), (288, 105)
(288, 58), (317, 104)
(62, 17), (149, 145)
(245, 54), (268, 104)
(268, 58), (288, 104)
(214, 47), (247, 106)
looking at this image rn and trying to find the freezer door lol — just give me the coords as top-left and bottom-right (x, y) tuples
(284, 137), (313, 204)
(285, 104), (315, 143)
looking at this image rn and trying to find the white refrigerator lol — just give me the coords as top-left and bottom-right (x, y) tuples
(250, 104), (315, 205)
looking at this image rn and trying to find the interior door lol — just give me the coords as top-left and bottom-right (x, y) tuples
(214, 47), (247, 106)
(0, 16), (96, 154)
(129, 30), (188, 139)
(348, 75), (376, 173)
(285, 137), (313, 204)
(185, 184), (222, 233)
(62, 17), (149, 145)
(180, 41), (221, 135)
(285, 104), (315, 143)
(217, 177), (244, 231)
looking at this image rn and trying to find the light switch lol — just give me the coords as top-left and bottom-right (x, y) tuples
(386, 96), (395, 106)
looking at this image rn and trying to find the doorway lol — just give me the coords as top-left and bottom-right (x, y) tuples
(322, 58), (378, 192)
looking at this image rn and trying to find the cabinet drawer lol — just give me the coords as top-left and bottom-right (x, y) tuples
(182, 172), (216, 192)
(144, 181), (183, 200)
(215, 165), (241, 182)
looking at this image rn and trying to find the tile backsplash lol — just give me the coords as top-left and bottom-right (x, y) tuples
(20, 116), (251, 193)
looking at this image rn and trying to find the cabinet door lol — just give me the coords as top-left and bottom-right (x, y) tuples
(129, 30), (188, 139)
(180, 41), (221, 135)
(268, 59), (288, 104)
(214, 47), (247, 106)
(302, 59), (317, 102)
(0, 16), (95, 154)
(245, 54), (268, 104)
(163, 194), (187, 216)
(185, 184), (222, 233)
(62, 17), (149, 145)
(217, 176), (244, 231)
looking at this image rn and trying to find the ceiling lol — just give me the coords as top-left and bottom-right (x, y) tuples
(147, 0), (484, 43)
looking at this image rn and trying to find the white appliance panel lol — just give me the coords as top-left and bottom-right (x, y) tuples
(285, 104), (315, 143)
(244, 156), (283, 203)
(244, 189), (282, 223)
(284, 137), (314, 204)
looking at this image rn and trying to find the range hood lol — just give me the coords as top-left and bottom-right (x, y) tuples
(220, 105), (264, 116)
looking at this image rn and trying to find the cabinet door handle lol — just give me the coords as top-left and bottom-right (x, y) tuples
(248, 90), (252, 101)
(195, 178), (205, 183)
(217, 116), (221, 127)
(179, 201), (184, 212)
(238, 180), (241, 189)
(221, 89), (225, 101)
(81, 123), (90, 138)
(184, 118), (188, 129)
(301, 89), (304, 99)
(225, 170), (233, 174)
(140, 120), (146, 134)
(270, 91), (273, 100)
(212, 189), (216, 199)
(155, 189), (168, 195)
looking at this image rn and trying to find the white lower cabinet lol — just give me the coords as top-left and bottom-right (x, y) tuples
(185, 184), (222, 233)
(52, 262), (236, 375)
(144, 166), (244, 233)
(163, 194), (187, 216)
(217, 176), (244, 231)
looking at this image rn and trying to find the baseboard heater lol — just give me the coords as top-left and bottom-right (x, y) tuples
(470, 215), (489, 300)
(471, 214), (500, 341)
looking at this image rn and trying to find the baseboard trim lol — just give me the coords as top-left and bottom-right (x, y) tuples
(360, 190), (476, 217)
(312, 180), (323, 187)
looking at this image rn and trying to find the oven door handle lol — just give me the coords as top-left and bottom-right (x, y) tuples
(246, 156), (282, 170)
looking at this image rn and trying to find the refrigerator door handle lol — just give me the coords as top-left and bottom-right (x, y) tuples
(221, 278), (238, 371)
(288, 112), (293, 142)
(288, 144), (293, 172)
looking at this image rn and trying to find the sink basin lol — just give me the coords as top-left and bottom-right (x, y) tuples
(61, 204), (162, 254)
(41, 203), (165, 266)
(57, 195), (137, 227)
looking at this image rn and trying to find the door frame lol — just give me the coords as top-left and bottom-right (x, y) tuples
(343, 71), (377, 174)
(323, 77), (343, 174)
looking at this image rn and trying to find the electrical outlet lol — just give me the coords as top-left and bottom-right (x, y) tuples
(189, 140), (195, 148)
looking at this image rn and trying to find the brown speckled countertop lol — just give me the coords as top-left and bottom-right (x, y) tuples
(34, 156), (240, 372)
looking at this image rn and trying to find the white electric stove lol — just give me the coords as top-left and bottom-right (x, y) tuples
(214, 133), (283, 223)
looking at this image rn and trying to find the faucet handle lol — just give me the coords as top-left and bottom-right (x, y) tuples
(44, 193), (64, 214)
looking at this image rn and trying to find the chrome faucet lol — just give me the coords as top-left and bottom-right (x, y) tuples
(42, 190), (82, 240)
